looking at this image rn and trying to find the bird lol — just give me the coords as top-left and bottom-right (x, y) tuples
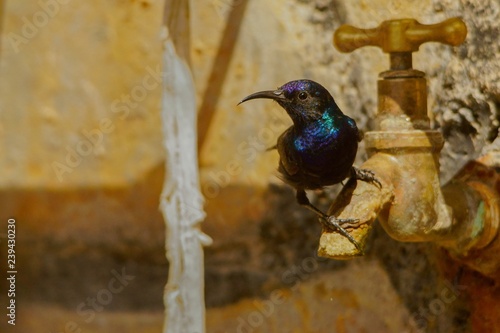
(238, 79), (380, 251)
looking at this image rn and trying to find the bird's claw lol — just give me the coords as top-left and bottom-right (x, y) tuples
(319, 216), (363, 252)
(352, 167), (382, 188)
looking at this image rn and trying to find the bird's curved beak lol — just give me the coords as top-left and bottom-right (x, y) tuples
(238, 89), (286, 105)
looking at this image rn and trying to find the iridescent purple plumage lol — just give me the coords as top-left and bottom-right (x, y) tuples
(270, 80), (359, 189)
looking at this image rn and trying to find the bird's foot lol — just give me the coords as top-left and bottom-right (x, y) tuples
(319, 216), (363, 252)
(296, 189), (364, 252)
(351, 167), (382, 188)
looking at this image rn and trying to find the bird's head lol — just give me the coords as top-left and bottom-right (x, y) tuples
(238, 79), (340, 127)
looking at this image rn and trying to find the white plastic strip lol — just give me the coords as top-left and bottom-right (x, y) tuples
(160, 25), (213, 333)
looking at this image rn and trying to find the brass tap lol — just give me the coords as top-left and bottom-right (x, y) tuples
(335, 18), (466, 130)
(319, 18), (500, 277)
(334, 18), (466, 67)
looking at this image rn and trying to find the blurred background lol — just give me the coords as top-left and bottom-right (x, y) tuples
(0, 0), (499, 332)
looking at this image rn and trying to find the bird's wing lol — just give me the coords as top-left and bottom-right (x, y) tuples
(277, 131), (300, 176)
(279, 154), (300, 176)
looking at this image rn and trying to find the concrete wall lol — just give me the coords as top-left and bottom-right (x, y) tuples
(0, 0), (498, 332)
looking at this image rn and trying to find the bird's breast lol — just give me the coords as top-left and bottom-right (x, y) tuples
(292, 115), (350, 154)
(291, 118), (358, 175)
(293, 127), (338, 153)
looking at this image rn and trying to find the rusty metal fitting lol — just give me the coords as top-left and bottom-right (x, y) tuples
(440, 154), (500, 277)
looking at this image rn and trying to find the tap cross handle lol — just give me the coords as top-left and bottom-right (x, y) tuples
(334, 17), (467, 54)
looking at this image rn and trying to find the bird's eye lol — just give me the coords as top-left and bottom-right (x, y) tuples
(298, 92), (308, 100)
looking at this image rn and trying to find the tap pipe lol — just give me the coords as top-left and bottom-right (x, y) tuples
(439, 154), (500, 277)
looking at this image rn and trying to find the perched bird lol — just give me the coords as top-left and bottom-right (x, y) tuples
(238, 79), (380, 250)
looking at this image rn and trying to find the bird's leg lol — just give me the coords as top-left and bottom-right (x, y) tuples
(295, 189), (362, 251)
(351, 167), (382, 188)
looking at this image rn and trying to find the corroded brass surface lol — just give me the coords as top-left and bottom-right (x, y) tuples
(441, 154), (500, 277)
(334, 18), (467, 54)
(318, 224), (371, 259)
(318, 154), (396, 259)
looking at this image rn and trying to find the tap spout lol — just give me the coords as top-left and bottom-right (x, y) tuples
(319, 130), (500, 274)
(319, 129), (451, 259)
(317, 153), (395, 258)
